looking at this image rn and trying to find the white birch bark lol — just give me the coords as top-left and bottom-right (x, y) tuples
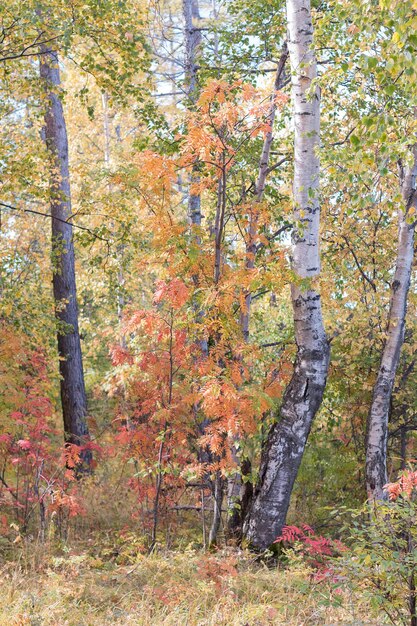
(244, 0), (329, 550)
(366, 147), (417, 500)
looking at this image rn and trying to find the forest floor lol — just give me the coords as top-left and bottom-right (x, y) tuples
(0, 544), (380, 625)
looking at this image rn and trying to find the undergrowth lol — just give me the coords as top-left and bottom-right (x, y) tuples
(0, 538), (380, 625)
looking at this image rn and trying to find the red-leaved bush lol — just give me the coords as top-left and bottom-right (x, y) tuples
(275, 524), (347, 581)
(385, 470), (417, 500)
(0, 325), (87, 538)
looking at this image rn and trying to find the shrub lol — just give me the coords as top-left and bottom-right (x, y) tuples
(340, 470), (417, 626)
(275, 524), (347, 581)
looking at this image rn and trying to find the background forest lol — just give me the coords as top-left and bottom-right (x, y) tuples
(2, 0), (417, 624)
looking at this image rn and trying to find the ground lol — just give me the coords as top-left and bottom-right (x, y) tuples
(0, 544), (379, 625)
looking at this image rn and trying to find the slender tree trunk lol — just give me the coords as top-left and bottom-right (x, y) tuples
(409, 572), (416, 626)
(244, 0), (329, 550)
(366, 148), (417, 500)
(39, 47), (91, 466)
(183, 0), (225, 545)
(101, 91), (126, 340)
(183, 0), (203, 234)
(183, 0), (201, 104)
(208, 470), (224, 546)
(240, 44), (288, 340)
(400, 424), (407, 471)
(227, 45), (288, 539)
(183, 0), (207, 358)
(205, 159), (227, 545)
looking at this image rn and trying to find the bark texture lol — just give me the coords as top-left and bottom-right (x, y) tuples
(244, 0), (329, 550)
(366, 148), (417, 500)
(39, 47), (90, 461)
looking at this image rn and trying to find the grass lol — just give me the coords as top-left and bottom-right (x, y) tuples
(0, 541), (380, 625)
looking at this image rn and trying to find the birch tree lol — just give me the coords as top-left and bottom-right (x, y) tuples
(366, 147), (417, 500)
(244, 0), (329, 550)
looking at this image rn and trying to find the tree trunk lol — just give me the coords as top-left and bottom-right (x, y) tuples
(183, 0), (203, 234)
(240, 43), (288, 340)
(400, 424), (407, 471)
(183, 0), (205, 319)
(183, 0), (224, 544)
(244, 0), (329, 551)
(101, 91), (126, 341)
(365, 148), (417, 500)
(208, 470), (224, 546)
(227, 458), (253, 540)
(39, 47), (91, 466)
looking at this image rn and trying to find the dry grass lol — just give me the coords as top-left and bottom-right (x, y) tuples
(0, 543), (381, 626)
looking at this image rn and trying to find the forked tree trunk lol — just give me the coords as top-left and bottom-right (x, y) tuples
(39, 47), (91, 466)
(366, 148), (417, 500)
(244, 0), (329, 550)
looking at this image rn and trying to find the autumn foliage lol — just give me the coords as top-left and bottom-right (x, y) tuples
(4, 1), (417, 623)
